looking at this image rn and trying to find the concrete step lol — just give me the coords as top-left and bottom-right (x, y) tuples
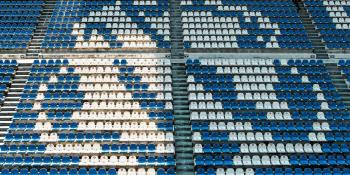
(325, 63), (350, 108)
(170, 3), (193, 165)
(26, 0), (56, 55)
(297, 3), (329, 58)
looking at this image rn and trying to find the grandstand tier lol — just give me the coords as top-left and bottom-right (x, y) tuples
(181, 0), (312, 49)
(42, 0), (171, 49)
(187, 58), (350, 175)
(1, 58), (175, 174)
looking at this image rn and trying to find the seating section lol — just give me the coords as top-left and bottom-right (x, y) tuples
(181, 0), (312, 49)
(42, 0), (170, 49)
(338, 59), (350, 84)
(304, 0), (350, 49)
(186, 58), (350, 174)
(0, 60), (17, 104)
(0, 1), (43, 49)
(1, 58), (175, 174)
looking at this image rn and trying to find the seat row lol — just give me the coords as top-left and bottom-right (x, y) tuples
(0, 167), (175, 175)
(24, 83), (173, 91)
(187, 59), (324, 66)
(194, 142), (350, 153)
(192, 66), (277, 74)
(195, 154), (350, 166)
(1, 143), (173, 155)
(189, 92), (335, 101)
(193, 131), (350, 141)
(191, 111), (350, 121)
(189, 82), (335, 91)
(33, 58), (170, 66)
(0, 155), (175, 166)
(31, 65), (165, 74)
(31, 67), (172, 74)
(13, 111), (173, 121)
(6, 131), (174, 142)
(197, 167), (350, 175)
(18, 101), (173, 111)
(192, 121), (347, 131)
(47, 143), (175, 154)
(188, 74), (329, 84)
(22, 92), (172, 100)
(185, 41), (312, 49)
(9, 121), (173, 131)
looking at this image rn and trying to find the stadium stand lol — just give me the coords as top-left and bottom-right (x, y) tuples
(187, 58), (350, 174)
(1, 58), (175, 174)
(181, 0), (313, 49)
(304, 0), (350, 49)
(41, 0), (171, 49)
(0, 0), (350, 174)
(0, 1), (43, 49)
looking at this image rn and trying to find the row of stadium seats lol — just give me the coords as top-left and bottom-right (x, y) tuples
(197, 167), (350, 175)
(12, 112), (173, 122)
(194, 142), (349, 153)
(0, 167), (175, 175)
(0, 155), (175, 166)
(192, 121), (350, 131)
(5, 132), (174, 142)
(8, 121), (174, 131)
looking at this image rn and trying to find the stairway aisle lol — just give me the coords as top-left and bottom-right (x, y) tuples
(169, 0), (194, 174)
(326, 62), (350, 109)
(297, 2), (329, 59)
(171, 62), (194, 174)
(0, 63), (31, 143)
(26, 0), (57, 59)
(169, 0), (185, 58)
